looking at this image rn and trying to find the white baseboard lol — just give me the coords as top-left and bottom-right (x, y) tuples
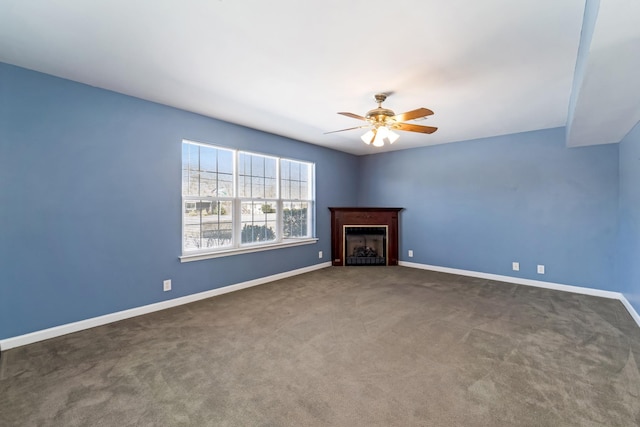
(398, 261), (620, 298)
(619, 295), (640, 328)
(399, 261), (640, 329)
(0, 262), (332, 351)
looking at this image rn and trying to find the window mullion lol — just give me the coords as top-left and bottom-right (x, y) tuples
(233, 198), (241, 248)
(276, 159), (281, 242)
(277, 199), (283, 243)
(233, 151), (239, 248)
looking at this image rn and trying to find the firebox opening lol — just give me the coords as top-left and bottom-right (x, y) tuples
(344, 226), (387, 266)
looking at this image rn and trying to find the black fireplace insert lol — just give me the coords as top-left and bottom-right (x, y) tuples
(344, 226), (387, 266)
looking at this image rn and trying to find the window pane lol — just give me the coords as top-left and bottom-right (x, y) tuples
(217, 173), (233, 197)
(280, 159), (311, 201)
(183, 202), (202, 250)
(238, 153), (250, 198)
(200, 145), (217, 172)
(281, 179), (290, 200)
(182, 142), (234, 197)
(240, 201), (277, 244)
(201, 207), (218, 249)
(251, 155), (264, 176)
(299, 163), (310, 199)
(265, 159), (277, 179)
(265, 178), (277, 198)
(218, 149), (233, 175)
(299, 162), (309, 179)
(200, 171), (216, 196)
(238, 175), (248, 198)
(238, 152), (250, 172)
(183, 143), (200, 196)
(239, 152), (277, 199)
(281, 161), (290, 180)
(252, 176), (264, 199)
(182, 169), (190, 196)
(290, 182), (300, 200)
(202, 201), (233, 248)
(183, 200), (233, 251)
(283, 202), (309, 238)
(183, 219), (201, 251)
(289, 161), (300, 180)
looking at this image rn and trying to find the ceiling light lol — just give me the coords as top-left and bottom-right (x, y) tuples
(361, 130), (375, 145)
(387, 129), (400, 144)
(361, 125), (400, 147)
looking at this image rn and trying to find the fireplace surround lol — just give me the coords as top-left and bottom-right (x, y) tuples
(329, 207), (402, 266)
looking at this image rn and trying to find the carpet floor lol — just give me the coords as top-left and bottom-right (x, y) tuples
(1, 266), (640, 426)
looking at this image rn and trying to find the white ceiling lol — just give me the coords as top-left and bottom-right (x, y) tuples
(0, 0), (638, 155)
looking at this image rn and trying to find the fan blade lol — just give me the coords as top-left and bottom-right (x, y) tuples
(394, 122), (438, 134)
(392, 108), (434, 122)
(338, 112), (368, 121)
(324, 125), (369, 134)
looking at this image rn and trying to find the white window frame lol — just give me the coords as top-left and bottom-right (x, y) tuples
(180, 140), (317, 262)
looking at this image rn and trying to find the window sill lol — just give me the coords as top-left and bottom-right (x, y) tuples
(179, 238), (319, 263)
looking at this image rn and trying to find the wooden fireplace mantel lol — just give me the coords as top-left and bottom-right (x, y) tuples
(329, 207), (403, 266)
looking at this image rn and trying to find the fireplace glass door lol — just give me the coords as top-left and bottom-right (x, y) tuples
(344, 226), (387, 266)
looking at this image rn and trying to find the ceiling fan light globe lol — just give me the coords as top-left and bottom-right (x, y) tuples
(388, 130), (399, 144)
(372, 132), (385, 147)
(377, 126), (390, 139)
(361, 130), (375, 144)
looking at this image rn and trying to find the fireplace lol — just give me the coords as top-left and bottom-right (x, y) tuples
(329, 207), (402, 266)
(344, 226), (387, 266)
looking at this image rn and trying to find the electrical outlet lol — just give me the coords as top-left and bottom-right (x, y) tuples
(163, 279), (172, 291)
(512, 262), (520, 271)
(537, 265), (545, 274)
(318, 251), (323, 259)
(408, 250), (414, 258)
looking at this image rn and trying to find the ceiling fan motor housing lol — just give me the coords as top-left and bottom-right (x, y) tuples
(367, 93), (395, 125)
(366, 108), (396, 124)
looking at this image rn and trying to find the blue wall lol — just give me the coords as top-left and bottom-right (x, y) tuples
(617, 121), (640, 314)
(358, 128), (620, 290)
(0, 63), (360, 339)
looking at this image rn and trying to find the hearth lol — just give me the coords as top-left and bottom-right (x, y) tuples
(329, 207), (402, 266)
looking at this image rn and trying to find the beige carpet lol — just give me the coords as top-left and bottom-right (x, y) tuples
(1, 266), (640, 426)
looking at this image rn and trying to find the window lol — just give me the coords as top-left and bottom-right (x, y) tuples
(238, 152), (278, 244)
(281, 159), (312, 239)
(181, 140), (315, 259)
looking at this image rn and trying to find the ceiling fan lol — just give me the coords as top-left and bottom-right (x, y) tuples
(326, 93), (437, 147)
